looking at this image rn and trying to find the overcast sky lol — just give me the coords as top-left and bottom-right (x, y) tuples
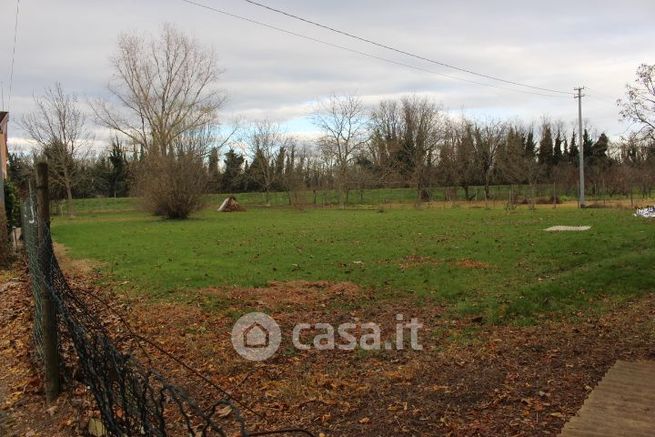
(1, 0), (653, 153)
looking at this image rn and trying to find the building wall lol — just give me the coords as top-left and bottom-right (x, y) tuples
(0, 117), (7, 210)
(0, 113), (7, 182)
(0, 130), (7, 181)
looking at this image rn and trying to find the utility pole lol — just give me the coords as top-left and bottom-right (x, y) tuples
(574, 87), (585, 208)
(35, 162), (61, 401)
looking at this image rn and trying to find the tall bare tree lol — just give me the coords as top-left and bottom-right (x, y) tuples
(246, 121), (289, 206)
(473, 120), (506, 202)
(454, 121), (479, 200)
(313, 94), (368, 207)
(369, 99), (402, 179)
(398, 96), (443, 201)
(93, 24), (225, 155)
(93, 24), (225, 218)
(22, 83), (89, 216)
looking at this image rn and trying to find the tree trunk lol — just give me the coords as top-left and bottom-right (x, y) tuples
(552, 182), (557, 208)
(65, 182), (75, 217)
(507, 184), (514, 210)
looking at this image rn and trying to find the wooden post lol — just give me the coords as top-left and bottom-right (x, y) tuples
(35, 162), (61, 401)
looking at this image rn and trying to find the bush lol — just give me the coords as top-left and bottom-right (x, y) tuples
(1, 179), (20, 265)
(4, 179), (21, 230)
(0, 211), (8, 265)
(135, 152), (208, 219)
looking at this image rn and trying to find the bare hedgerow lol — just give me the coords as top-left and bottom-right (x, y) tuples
(0, 212), (9, 266)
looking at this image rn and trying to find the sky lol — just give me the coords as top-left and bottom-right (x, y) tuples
(1, 0), (653, 154)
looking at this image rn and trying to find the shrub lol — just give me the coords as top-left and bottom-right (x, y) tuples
(4, 179), (21, 230)
(135, 152), (208, 219)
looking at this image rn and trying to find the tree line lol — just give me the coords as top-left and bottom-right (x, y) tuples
(7, 25), (655, 219)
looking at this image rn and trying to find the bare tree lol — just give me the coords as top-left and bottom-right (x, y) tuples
(246, 120), (289, 206)
(497, 124), (541, 207)
(454, 121), (479, 200)
(473, 120), (506, 203)
(313, 94), (368, 207)
(22, 83), (89, 216)
(93, 24), (225, 155)
(283, 140), (311, 208)
(619, 64), (655, 142)
(435, 120), (460, 200)
(399, 96), (443, 201)
(369, 99), (402, 181)
(93, 24), (225, 218)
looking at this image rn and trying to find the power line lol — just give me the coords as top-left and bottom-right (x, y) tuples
(179, 0), (568, 98)
(8, 0), (21, 111)
(240, 0), (572, 96)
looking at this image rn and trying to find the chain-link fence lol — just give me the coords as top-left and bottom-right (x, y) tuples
(21, 188), (313, 437)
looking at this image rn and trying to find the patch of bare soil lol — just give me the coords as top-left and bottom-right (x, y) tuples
(451, 258), (492, 269)
(52, 243), (103, 277)
(392, 256), (491, 271)
(3, 259), (655, 436)
(211, 280), (366, 308)
(398, 255), (441, 269)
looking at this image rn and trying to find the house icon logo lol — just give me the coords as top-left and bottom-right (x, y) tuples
(244, 321), (269, 348)
(231, 312), (281, 361)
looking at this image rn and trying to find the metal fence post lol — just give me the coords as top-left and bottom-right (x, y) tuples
(35, 162), (61, 401)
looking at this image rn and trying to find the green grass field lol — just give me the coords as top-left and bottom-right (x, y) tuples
(49, 199), (655, 323)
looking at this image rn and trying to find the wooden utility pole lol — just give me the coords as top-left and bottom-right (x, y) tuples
(574, 87), (585, 207)
(35, 162), (60, 401)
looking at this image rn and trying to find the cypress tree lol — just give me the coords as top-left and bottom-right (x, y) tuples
(553, 130), (563, 165)
(207, 147), (220, 193)
(538, 125), (554, 167)
(568, 131), (579, 164)
(222, 148), (245, 192)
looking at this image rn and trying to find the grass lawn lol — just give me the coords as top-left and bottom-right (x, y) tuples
(50, 202), (655, 323)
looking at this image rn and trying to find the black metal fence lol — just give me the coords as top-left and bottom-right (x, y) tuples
(21, 186), (313, 437)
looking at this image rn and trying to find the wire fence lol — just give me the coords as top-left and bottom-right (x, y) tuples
(21, 189), (314, 437)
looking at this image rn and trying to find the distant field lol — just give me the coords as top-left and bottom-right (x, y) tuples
(57, 183), (651, 214)
(50, 201), (655, 323)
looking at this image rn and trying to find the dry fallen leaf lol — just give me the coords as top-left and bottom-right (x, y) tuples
(216, 405), (232, 418)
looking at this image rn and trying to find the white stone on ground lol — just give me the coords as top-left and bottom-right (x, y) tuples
(544, 226), (591, 232)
